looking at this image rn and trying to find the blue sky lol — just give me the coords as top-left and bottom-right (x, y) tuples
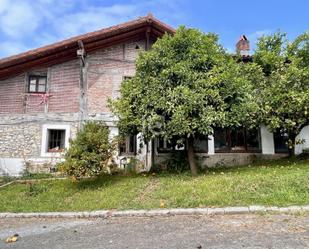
(0, 0), (308, 58)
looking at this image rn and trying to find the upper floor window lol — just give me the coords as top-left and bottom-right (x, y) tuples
(28, 75), (47, 93)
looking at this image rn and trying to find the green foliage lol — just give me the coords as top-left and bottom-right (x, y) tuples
(110, 27), (261, 141)
(110, 27), (261, 174)
(59, 121), (116, 178)
(254, 32), (309, 154)
(163, 152), (190, 173)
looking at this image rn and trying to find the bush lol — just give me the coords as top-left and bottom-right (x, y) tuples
(59, 121), (116, 178)
(163, 152), (190, 173)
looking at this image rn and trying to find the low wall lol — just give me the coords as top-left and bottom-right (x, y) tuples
(155, 153), (288, 169)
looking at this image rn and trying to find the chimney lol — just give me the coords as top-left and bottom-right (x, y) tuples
(236, 35), (250, 56)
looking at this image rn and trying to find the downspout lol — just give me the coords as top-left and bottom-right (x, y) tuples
(77, 40), (87, 129)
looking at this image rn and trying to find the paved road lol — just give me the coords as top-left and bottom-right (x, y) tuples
(0, 214), (308, 249)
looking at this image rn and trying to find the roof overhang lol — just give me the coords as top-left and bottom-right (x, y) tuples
(0, 14), (175, 80)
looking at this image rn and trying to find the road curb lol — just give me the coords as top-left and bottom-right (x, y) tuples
(0, 205), (308, 219)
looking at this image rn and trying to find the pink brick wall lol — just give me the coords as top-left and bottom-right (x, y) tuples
(48, 60), (80, 113)
(0, 61), (80, 114)
(0, 74), (24, 114)
(87, 39), (145, 114)
(0, 39), (146, 115)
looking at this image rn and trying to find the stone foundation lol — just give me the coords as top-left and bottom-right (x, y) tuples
(155, 152), (288, 169)
(0, 113), (79, 175)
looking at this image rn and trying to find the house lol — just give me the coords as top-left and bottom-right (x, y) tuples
(0, 15), (308, 176)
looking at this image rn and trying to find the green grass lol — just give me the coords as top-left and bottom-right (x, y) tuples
(0, 158), (308, 212)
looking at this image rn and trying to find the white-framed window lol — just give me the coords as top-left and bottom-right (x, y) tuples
(41, 124), (71, 157)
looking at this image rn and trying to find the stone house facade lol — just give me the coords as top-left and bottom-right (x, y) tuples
(0, 15), (308, 175)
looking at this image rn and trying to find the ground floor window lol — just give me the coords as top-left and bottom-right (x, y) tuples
(274, 129), (289, 153)
(119, 135), (136, 155)
(193, 136), (208, 153)
(157, 138), (173, 153)
(214, 127), (261, 152)
(41, 124), (70, 157)
(157, 136), (208, 153)
(47, 129), (65, 152)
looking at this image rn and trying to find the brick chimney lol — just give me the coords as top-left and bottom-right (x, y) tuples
(236, 35), (250, 56)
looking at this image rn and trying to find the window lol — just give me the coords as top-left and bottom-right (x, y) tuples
(28, 75), (47, 93)
(41, 124), (70, 157)
(119, 135), (136, 155)
(274, 129), (289, 153)
(214, 127), (261, 152)
(193, 136), (208, 153)
(157, 137), (173, 153)
(157, 136), (208, 153)
(47, 129), (65, 152)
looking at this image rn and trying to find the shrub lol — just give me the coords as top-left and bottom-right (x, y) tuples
(59, 121), (116, 178)
(163, 152), (190, 173)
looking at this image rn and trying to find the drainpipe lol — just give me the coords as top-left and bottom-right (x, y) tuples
(77, 40), (87, 129)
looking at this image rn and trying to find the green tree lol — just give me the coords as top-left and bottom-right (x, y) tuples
(59, 121), (116, 178)
(111, 27), (260, 175)
(254, 32), (309, 156)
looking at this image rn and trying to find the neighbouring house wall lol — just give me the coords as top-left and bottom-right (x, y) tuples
(260, 125), (275, 154)
(295, 125), (309, 155)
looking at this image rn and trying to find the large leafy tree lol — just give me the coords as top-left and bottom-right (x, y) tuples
(111, 27), (261, 175)
(254, 32), (309, 155)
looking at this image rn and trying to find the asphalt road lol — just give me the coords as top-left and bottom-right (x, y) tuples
(0, 214), (308, 249)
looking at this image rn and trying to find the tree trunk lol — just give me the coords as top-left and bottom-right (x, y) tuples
(288, 133), (296, 157)
(187, 136), (198, 176)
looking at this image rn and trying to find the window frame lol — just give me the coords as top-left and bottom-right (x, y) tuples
(119, 135), (137, 156)
(156, 136), (208, 154)
(28, 75), (47, 93)
(41, 124), (70, 157)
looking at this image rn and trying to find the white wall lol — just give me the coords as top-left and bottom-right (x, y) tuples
(0, 158), (24, 176)
(260, 125), (275, 154)
(207, 135), (215, 155)
(295, 125), (309, 155)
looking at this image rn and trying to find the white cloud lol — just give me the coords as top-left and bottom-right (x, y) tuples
(0, 0), (9, 14)
(0, 1), (41, 38)
(0, 41), (29, 57)
(0, 0), (185, 58)
(247, 30), (272, 51)
(55, 4), (140, 38)
(248, 30), (272, 42)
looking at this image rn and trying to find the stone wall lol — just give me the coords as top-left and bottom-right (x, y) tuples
(0, 113), (79, 175)
(154, 152), (288, 169)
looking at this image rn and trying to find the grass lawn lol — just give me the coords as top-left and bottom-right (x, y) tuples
(0, 158), (308, 212)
